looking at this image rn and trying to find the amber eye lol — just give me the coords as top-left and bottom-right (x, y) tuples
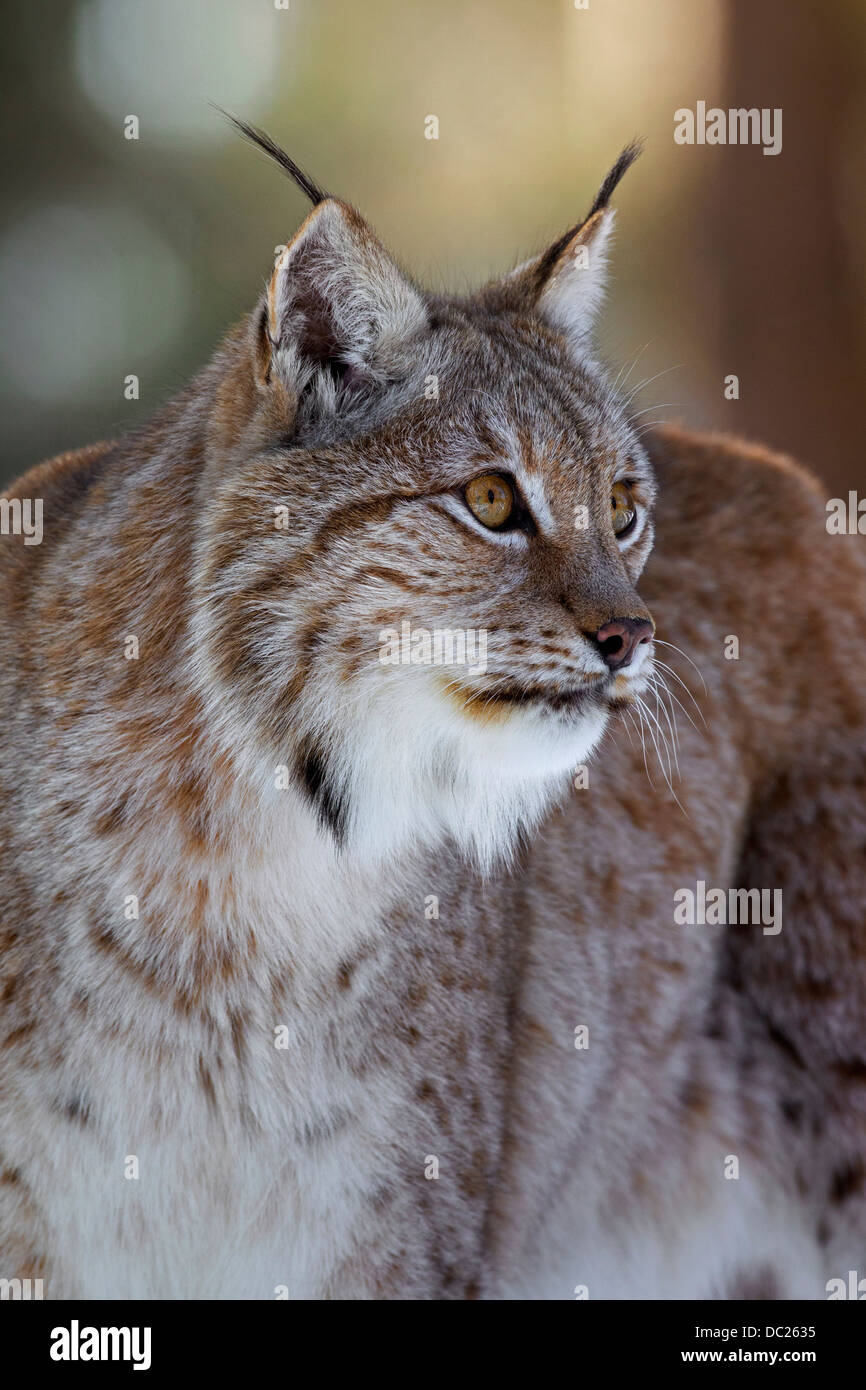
(464, 473), (514, 529)
(611, 481), (637, 537)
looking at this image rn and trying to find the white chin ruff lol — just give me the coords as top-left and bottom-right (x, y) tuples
(320, 677), (611, 872)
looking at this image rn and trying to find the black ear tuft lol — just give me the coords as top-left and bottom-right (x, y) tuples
(534, 139), (643, 291)
(586, 138), (644, 219)
(217, 107), (330, 207)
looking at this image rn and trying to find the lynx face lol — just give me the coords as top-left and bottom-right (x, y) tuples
(194, 135), (654, 866)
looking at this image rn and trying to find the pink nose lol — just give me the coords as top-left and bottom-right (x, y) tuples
(593, 617), (654, 671)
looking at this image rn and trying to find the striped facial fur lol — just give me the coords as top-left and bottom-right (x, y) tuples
(195, 127), (655, 868)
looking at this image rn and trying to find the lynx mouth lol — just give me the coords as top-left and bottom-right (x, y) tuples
(443, 674), (638, 722)
(491, 681), (607, 713)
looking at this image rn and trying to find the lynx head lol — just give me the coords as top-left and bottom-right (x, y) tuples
(195, 122), (655, 869)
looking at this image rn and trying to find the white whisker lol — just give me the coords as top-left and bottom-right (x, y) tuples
(654, 639), (709, 695)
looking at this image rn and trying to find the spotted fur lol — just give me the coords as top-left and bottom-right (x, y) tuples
(1, 141), (865, 1299)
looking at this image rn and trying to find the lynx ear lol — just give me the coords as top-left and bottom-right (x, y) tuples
(533, 205), (617, 344)
(258, 199), (427, 399)
(490, 142), (641, 349)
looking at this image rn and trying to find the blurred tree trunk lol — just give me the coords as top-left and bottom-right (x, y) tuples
(715, 0), (866, 494)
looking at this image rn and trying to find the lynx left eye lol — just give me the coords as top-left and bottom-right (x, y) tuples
(611, 481), (637, 537)
(465, 473), (514, 529)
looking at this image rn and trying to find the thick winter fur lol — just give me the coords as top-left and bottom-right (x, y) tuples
(1, 140), (865, 1299)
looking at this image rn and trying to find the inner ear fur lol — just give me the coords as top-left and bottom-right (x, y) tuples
(261, 198), (427, 392)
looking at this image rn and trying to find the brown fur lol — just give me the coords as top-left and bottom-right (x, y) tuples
(1, 162), (864, 1298)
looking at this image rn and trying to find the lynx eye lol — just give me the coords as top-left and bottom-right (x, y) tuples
(465, 473), (514, 529)
(611, 481), (637, 537)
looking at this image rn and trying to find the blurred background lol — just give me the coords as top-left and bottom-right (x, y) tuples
(1, 0), (864, 494)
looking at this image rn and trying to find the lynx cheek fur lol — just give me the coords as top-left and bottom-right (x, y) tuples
(2, 127), (866, 1301)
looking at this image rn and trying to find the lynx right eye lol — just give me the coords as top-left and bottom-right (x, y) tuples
(611, 481), (637, 537)
(465, 473), (514, 529)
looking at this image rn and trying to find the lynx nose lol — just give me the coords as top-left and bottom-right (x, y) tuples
(592, 617), (654, 672)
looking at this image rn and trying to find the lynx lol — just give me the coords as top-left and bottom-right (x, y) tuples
(1, 122), (865, 1300)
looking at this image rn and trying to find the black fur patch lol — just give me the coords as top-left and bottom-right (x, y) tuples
(59, 1095), (91, 1126)
(295, 737), (349, 844)
(780, 1097), (804, 1127)
(830, 1160), (865, 1205)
